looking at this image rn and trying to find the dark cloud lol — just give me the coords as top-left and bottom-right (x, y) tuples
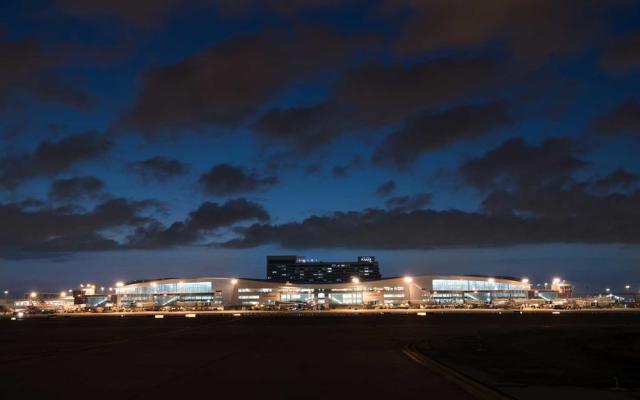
(126, 156), (189, 182)
(601, 32), (640, 72)
(222, 201), (640, 249)
(120, 27), (372, 136)
(251, 103), (341, 152)
(0, 195), (269, 255)
(56, 0), (183, 27)
(0, 198), (158, 256)
(0, 35), (95, 110)
(373, 102), (512, 168)
(481, 183), (640, 221)
(375, 180), (396, 196)
(592, 100), (640, 136)
(126, 198), (270, 248)
(252, 56), (505, 152)
(49, 176), (105, 200)
(384, 193), (432, 211)
(199, 164), (278, 195)
(223, 170), (640, 249)
(589, 168), (640, 193)
(331, 155), (364, 178)
(389, 0), (617, 65)
(459, 137), (586, 192)
(0, 132), (112, 189)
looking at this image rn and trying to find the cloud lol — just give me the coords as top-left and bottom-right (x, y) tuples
(331, 155), (364, 178)
(221, 201), (640, 249)
(126, 156), (188, 182)
(120, 27), (372, 136)
(0, 132), (112, 189)
(251, 103), (342, 152)
(49, 176), (106, 200)
(126, 198), (270, 248)
(55, 0), (183, 27)
(601, 32), (640, 72)
(384, 193), (432, 211)
(375, 180), (396, 196)
(458, 137), (586, 192)
(222, 175), (640, 249)
(199, 164), (278, 195)
(0, 35), (95, 109)
(592, 100), (640, 136)
(373, 102), (512, 168)
(0, 198), (158, 255)
(0, 196), (269, 255)
(589, 168), (640, 193)
(252, 56), (505, 152)
(389, 0), (617, 65)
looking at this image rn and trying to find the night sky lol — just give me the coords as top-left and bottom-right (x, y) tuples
(2, 1), (640, 294)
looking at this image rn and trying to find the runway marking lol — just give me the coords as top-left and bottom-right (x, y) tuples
(402, 343), (515, 400)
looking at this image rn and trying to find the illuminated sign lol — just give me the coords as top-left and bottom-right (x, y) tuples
(358, 256), (375, 263)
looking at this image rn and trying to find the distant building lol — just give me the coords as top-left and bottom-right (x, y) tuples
(266, 255), (381, 283)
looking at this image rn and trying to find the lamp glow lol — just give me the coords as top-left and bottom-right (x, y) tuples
(404, 276), (413, 284)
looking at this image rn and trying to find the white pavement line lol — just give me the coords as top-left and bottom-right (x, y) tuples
(402, 343), (515, 400)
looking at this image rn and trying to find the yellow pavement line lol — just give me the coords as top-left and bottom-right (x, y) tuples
(402, 343), (515, 400)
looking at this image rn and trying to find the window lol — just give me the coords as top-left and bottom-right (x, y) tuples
(432, 279), (526, 292)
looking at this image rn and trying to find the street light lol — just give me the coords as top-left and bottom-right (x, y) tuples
(404, 276), (413, 284)
(351, 277), (360, 284)
(30, 291), (37, 299)
(521, 278), (529, 284)
(60, 291), (66, 298)
(115, 281), (124, 288)
(625, 285), (631, 291)
(231, 278), (238, 285)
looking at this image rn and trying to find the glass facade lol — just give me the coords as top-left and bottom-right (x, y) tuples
(432, 279), (526, 291)
(118, 281), (212, 295)
(328, 292), (363, 305)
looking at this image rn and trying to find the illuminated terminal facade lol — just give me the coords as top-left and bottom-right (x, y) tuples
(112, 274), (558, 309)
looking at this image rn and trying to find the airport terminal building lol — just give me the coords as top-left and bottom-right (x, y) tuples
(114, 274), (552, 309)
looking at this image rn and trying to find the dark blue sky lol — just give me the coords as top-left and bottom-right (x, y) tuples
(2, 0), (640, 294)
